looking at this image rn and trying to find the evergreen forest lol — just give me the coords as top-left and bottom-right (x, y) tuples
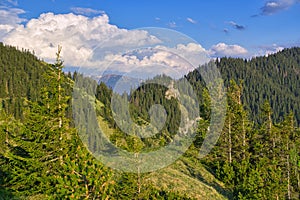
(0, 42), (300, 199)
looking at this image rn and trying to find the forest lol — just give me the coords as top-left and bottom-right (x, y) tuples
(0, 42), (300, 199)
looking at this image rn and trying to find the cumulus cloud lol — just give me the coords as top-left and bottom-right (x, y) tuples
(101, 42), (209, 77)
(3, 10), (250, 77)
(0, 24), (14, 31)
(256, 44), (285, 56)
(2, 12), (224, 78)
(209, 43), (248, 57)
(2, 11), (211, 78)
(70, 7), (105, 16)
(228, 21), (245, 30)
(186, 17), (197, 24)
(157, 43), (208, 68)
(3, 12), (161, 67)
(261, 0), (299, 15)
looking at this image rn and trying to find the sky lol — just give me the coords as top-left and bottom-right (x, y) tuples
(0, 0), (299, 75)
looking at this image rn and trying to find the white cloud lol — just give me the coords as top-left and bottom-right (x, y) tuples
(1, 12), (221, 78)
(256, 44), (284, 56)
(265, 47), (284, 56)
(227, 21), (245, 30)
(0, 7), (26, 25)
(186, 17), (197, 24)
(104, 43), (209, 77)
(3, 12), (161, 67)
(0, 5), (26, 38)
(261, 0), (298, 15)
(168, 21), (177, 28)
(3, 12), (210, 77)
(7, 0), (18, 6)
(0, 24), (14, 31)
(209, 43), (248, 57)
(0, 24), (13, 38)
(0, 0), (25, 28)
(176, 43), (206, 52)
(156, 43), (208, 68)
(70, 7), (105, 16)
(0, 0), (18, 7)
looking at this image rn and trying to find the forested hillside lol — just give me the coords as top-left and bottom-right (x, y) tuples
(0, 43), (226, 199)
(0, 43), (300, 199)
(187, 47), (300, 125)
(0, 43), (48, 119)
(218, 48), (300, 125)
(95, 48), (300, 199)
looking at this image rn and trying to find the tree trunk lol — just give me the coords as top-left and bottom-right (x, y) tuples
(5, 81), (8, 95)
(242, 118), (246, 160)
(287, 142), (291, 200)
(5, 125), (8, 144)
(228, 116), (232, 164)
(137, 166), (141, 194)
(56, 45), (63, 166)
(58, 69), (62, 130)
(268, 112), (275, 149)
(135, 152), (141, 194)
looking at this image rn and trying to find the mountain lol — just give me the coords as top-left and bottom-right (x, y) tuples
(96, 48), (300, 199)
(98, 74), (142, 94)
(1, 43), (300, 199)
(186, 47), (300, 125)
(219, 48), (300, 124)
(0, 43), (229, 199)
(0, 43), (48, 119)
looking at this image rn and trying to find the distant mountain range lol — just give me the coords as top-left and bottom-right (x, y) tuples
(98, 74), (143, 94)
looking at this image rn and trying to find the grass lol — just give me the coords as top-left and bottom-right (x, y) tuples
(143, 157), (230, 200)
(95, 99), (231, 199)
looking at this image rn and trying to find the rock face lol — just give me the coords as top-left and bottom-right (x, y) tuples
(165, 81), (179, 100)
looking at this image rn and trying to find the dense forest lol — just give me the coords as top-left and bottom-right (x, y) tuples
(0, 42), (300, 199)
(187, 47), (300, 125)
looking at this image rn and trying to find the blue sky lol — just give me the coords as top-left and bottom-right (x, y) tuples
(0, 0), (299, 71)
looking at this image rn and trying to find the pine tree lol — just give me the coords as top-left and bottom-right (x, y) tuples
(0, 47), (115, 198)
(278, 113), (300, 199)
(0, 107), (22, 199)
(1, 46), (72, 196)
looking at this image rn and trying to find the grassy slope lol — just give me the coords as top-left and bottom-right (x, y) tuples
(95, 99), (230, 199)
(144, 160), (230, 199)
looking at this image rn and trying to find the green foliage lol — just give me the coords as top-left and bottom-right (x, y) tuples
(1, 43), (300, 199)
(202, 81), (300, 199)
(96, 77), (182, 152)
(55, 144), (114, 199)
(0, 47), (115, 199)
(0, 42), (47, 119)
(216, 48), (300, 125)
